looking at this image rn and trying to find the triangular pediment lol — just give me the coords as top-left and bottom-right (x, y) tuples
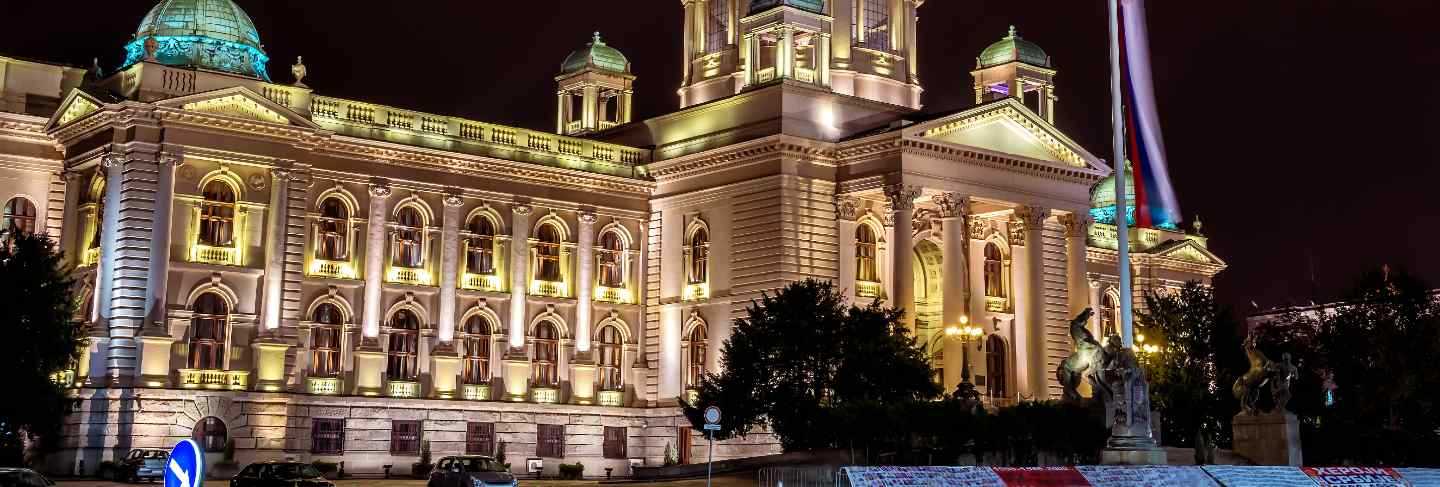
(46, 89), (105, 130)
(906, 98), (1108, 173)
(156, 87), (320, 129)
(1152, 238), (1226, 266)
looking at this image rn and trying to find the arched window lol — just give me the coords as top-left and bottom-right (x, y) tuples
(688, 227), (709, 285)
(462, 315), (492, 385)
(2, 197), (37, 234)
(856, 224), (878, 282)
(597, 325), (623, 391)
(1100, 292), (1119, 339)
(315, 197), (350, 261)
(310, 303), (343, 377)
(704, 0), (729, 52)
(535, 224), (562, 282)
(985, 335), (1007, 399)
(983, 242), (1006, 299)
(531, 322), (560, 387)
(193, 417), (228, 453)
(466, 216), (496, 275)
(393, 207), (425, 268)
(189, 292), (228, 370)
(387, 309), (420, 381)
(686, 325), (707, 389)
(597, 231), (624, 288)
(198, 180), (237, 247)
(859, 0), (891, 51)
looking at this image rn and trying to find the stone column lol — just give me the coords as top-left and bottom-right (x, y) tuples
(818, 33), (832, 86)
(437, 193), (464, 343)
(575, 211), (597, 353)
(884, 183), (922, 329)
(778, 27), (795, 79)
(582, 86), (599, 132)
(96, 153), (126, 384)
(135, 150), (182, 388)
(354, 181), (392, 396)
(1058, 213), (1092, 318)
(905, 0), (920, 83)
(935, 193), (971, 393)
(682, 0), (696, 83)
(261, 168), (292, 333)
(507, 202), (533, 349)
(58, 170), (82, 267)
(745, 34), (760, 85)
(1043, 85), (1057, 124)
(620, 90), (633, 124)
(1015, 205), (1050, 398)
(834, 197), (859, 302)
(555, 91), (567, 134)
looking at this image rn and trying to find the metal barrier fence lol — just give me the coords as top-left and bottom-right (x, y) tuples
(758, 466), (840, 487)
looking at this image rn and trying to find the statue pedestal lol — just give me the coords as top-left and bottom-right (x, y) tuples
(1232, 411), (1302, 466)
(1102, 447), (1168, 465)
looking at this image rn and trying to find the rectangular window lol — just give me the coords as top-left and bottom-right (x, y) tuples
(465, 422), (496, 455)
(860, 0), (891, 51)
(705, 0), (729, 53)
(312, 418), (345, 455)
(391, 420), (422, 455)
(603, 427), (627, 459)
(536, 424), (566, 458)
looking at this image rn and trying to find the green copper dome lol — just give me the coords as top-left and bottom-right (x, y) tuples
(1091, 170), (1136, 210)
(561, 32), (630, 75)
(748, 0), (826, 14)
(978, 26), (1050, 68)
(121, 0), (271, 80)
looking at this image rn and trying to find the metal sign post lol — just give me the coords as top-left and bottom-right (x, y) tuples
(703, 406), (721, 487)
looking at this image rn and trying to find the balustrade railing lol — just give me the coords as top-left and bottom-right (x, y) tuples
(307, 376), (341, 395)
(178, 369), (249, 390)
(387, 380), (419, 398)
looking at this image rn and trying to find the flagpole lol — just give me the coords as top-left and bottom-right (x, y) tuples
(1108, 0), (1135, 349)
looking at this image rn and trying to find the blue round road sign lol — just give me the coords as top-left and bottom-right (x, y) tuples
(165, 438), (205, 487)
(704, 406), (721, 424)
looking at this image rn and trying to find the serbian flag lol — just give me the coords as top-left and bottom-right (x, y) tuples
(1117, 0), (1181, 229)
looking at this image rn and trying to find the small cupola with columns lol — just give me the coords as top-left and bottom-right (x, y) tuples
(555, 32), (635, 136)
(970, 26), (1058, 123)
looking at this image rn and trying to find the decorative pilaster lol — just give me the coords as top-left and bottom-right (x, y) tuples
(261, 167), (292, 333)
(934, 192), (971, 394)
(97, 152), (126, 385)
(58, 170), (83, 267)
(360, 181), (392, 343)
(834, 196), (860, 302)
(884, 183), (922, 328)
(508, 202), (533, 350)
(575, 211), (597, 353)
(1058, 213), (1093, 318)
(437, 193), (464, 344)
(1015, 205), (1050, 398)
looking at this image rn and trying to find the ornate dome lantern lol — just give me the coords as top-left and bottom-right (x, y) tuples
(122, 0), (271, 81)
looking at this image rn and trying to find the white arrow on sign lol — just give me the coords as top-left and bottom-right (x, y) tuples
(168, 458), (192, 487)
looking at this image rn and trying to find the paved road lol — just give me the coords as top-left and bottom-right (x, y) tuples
(55, 473), (755, 487)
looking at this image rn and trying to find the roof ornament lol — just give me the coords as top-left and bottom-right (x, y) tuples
(143, 36), (159, 61)
(1008, 25), (1018, 38)
(593, 31), (604, 45)
(1191, 214), (1203, 235)
(291, 56), (308, 88)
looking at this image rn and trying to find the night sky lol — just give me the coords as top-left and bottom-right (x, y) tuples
(3, 1), (1436, 315)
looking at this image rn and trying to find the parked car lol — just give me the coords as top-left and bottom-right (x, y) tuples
(0, 467), (54, 487)
(230, 461), (334, 487)
(427, 455), (517, 487)
(115, 448), (168, 483)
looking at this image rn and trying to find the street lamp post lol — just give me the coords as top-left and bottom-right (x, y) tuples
(944, 315), (986, 392)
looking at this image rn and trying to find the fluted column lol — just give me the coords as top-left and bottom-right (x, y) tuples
(437, 193), (464, 343)
(508, 203), (533, 349)
(884, 183), (922, 328)
(1058, 213), (1092, 318)
(935, 193), (971, 393)
(834, 197), (859, 302)
(361, 181), (392, 342)
(261, 167), (291, 333)
(1015, 205), (1050, 398)
(575, 211), (597, 352)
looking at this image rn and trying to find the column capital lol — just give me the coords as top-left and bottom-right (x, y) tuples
(160, 148), (186, 167)
(932, 193), (972, 219)
(368, 182), (392, 199)
(1013, 205), (1050, 227)
(270, 167), (294, 182)
(883, 183), (923, 212)
(834, 196), (860, 221)
(442, 193), (464, 208)
(100, 152), (126, 168)
(1057, 213), (1093, 237)
(512, 203), (534, 216)
(578, 212), (598, 225)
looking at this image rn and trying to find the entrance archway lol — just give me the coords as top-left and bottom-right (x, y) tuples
(913, 239), (944, 381)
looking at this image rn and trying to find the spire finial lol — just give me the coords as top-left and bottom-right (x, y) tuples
(1008, 25), (1018, 38)
(593, 31), (603, 44)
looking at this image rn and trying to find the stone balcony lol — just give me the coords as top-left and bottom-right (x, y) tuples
(178, 369), (249, 390)
(309, 259), (358, 280)
(307, 376), (341, 395)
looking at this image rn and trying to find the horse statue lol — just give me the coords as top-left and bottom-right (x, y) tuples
(1233, 329), (1276, 414)
(1055, 308), (1099, 402)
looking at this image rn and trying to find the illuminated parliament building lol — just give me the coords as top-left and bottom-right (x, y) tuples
(0, 0), (1225, 476)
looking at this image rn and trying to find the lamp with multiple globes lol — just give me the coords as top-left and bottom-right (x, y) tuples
(943, 315), (986, 386)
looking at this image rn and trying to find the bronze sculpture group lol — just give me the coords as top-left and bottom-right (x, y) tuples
(1233, 329), (1298, 415)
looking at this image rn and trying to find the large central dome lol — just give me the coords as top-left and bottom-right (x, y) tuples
(121, 0), (271, 81)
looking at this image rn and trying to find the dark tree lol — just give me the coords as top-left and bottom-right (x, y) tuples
(683, 279), (938, 451)
(1135, 281), (1243, 449)
(0, 231), (83, 466)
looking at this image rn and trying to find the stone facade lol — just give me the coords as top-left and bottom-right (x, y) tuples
(0, 0), (1227, 478)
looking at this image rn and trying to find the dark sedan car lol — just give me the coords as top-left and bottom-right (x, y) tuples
(0, 468), (55, 487)
(230, 461), (333, 487)
(427, 456), (517, 487)
(116, 448), (168, 483)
